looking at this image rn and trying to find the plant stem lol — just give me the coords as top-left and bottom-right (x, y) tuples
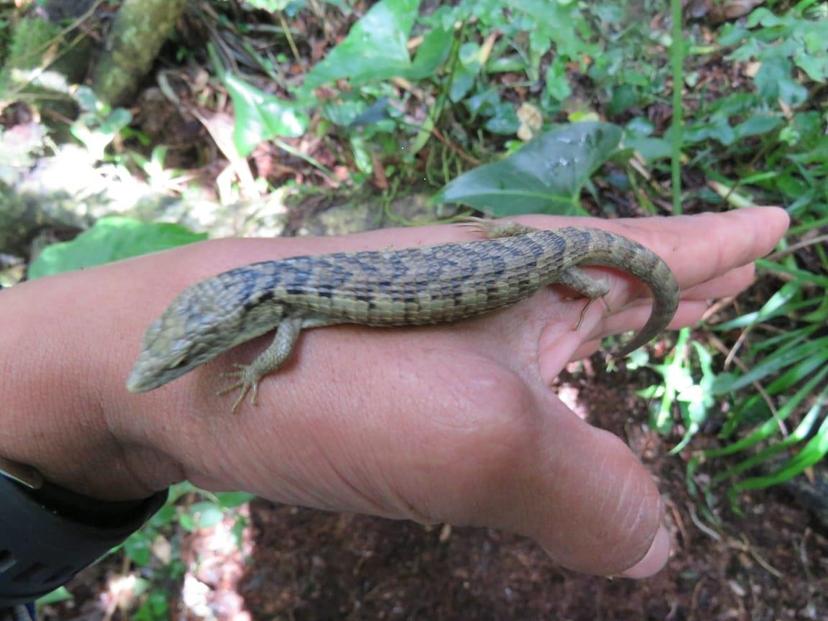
(670, 0), (684, 214)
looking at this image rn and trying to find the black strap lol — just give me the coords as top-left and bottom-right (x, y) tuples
(0, 603), (35, 621)
(0, 473), (167, 606)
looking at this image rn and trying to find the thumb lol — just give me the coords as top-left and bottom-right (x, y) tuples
(501, 393), (670, 577)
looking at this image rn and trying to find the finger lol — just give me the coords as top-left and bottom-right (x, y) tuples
(557, 260), (755, 357)
(592, 300), (710, 349)
(585, 260), (754, 344)
(570, 338), (602, 361)
(539, 300), (709, 378)
(487, 389), (669, 576)
(681, 263), (755, 300)
(612, 262), (755, 307)
(514, 207), (789, 290)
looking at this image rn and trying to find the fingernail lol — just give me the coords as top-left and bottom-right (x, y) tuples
(621, 524), (670, 579)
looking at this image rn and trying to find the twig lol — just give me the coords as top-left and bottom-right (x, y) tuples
(277, 12), (301, 63)
(687, 502), (722, 541)
(765, 234), (828, 262)
(700, 295), (737, 323)
(430, 127), (481, 166)
(723, 326), (751, 370)
(706, 334), (784, 435)
(731, 535), (784, 579)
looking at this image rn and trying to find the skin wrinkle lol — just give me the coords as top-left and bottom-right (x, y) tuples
(325, 364), (430, 518)
(317, 436), (393, 517)
(230, 328), (436, 517)
(586, 439), (657, 571)
(709, 223), (729, 285)
(399, 362), (536, 524)
(506, 296), (565, 385)
(235, 415), (341, 509)
(570, 295), (709, 356)
(233, 380), (365, 510)
(410, 360), (537, 525)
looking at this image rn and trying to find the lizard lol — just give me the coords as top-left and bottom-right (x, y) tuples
(126, 221), (680, 412)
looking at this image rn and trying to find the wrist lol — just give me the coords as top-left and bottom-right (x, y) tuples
(0, 274), (179, 501)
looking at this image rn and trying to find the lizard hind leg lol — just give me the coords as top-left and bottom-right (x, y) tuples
(218, 315), (304, 414)
(554, 267), (612, 330)
(457, 217), (539, 239)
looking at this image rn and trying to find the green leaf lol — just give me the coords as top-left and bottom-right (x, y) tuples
(350, 134), (373, 174)
(714, 336), (828, 394)
(508, 0), (597, 78)
(243, 0), (291, 10)
(484, 103), (519, 135)
(545, 57), (572, 101)
(188, 501), (226, 528)
(123, 533), (153, 566)
(713, 393), (825, 484)
(624, 136), (671, 161)
(216, 491), (255, 508)
(225, 74), (309, 157)
(28, 217), (206, 279)
(607, 84), (641, 117)
(794, 48), (828, 82)
(321, 98), (368, 126)
(178, 511), (196, 532)
(133, 590), (169, 621)
(434, 122), (623, 215)
(37, 587), (73, 607)
(713, 280), (802, 330)
(684, 116), (736, 146)
(708, 364), (828, 458)
(305, 0), (420, 88)
(733, 407), (828, 491)
(754, 56), (808, 106)
(718, 23), (748, 46)
(449, 42), (485, 102)
(733, 114), (782, 139)
(465, 88), (500, 117)
(404, 26), (452, 80)
(486, 54), (527, 73)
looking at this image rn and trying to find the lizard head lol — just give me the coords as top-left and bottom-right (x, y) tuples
(125, 281), (247, 393)
(126, 267), (284, 394)
(126, 307), (230, 393)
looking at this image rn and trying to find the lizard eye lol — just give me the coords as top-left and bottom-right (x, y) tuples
(168, 354), (188, 370)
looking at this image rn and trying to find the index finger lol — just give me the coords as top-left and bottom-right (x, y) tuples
(514, 207), (789, 290)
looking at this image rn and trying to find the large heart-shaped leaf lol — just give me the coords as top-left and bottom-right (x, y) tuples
(434, 122), (623, 215)
(225, 74), (309, 157)
(305, 0), (420, 88)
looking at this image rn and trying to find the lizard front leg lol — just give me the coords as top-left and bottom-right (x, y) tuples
(219, 315), (304, 413)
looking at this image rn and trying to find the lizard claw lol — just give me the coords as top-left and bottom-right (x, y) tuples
(456, 216), (493, 236)
(574, 295), (612, 331)
(218, 365), (261, 414)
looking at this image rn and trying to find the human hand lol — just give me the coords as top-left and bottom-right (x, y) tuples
(0, 207), (788, 577)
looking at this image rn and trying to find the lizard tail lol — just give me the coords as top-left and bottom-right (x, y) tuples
(573, 227), (680, 356)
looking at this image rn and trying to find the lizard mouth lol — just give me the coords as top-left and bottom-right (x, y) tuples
(126, 367), (158, 393)
(126, 357), (173, 393)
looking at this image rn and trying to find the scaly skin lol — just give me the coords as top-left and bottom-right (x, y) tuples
(126, 223), (679, 411)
